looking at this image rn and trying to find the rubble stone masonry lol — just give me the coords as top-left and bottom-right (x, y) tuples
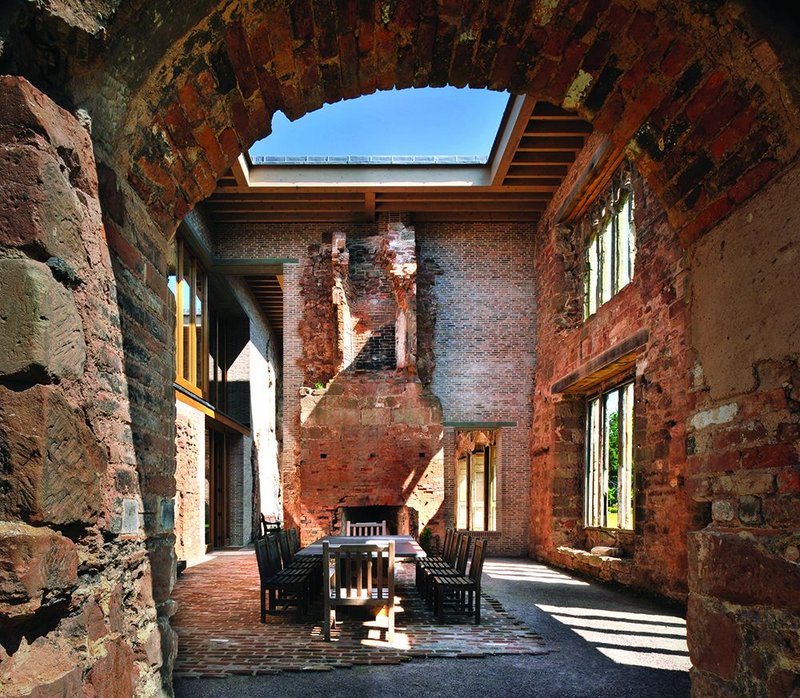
(0, 77), (167, 697)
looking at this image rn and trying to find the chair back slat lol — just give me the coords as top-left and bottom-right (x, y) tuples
(278, 530), (293, 568)
(264, 534), (283, 573)
(345, 520), (387, 536)
(455, 534), (472, 574)
(445, 532), (461, 566)
(468, 539), (488, 583)
(288, 527), (301, 555)
(441, 528), (454, 558)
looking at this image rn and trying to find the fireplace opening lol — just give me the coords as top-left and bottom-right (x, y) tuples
(339, 505), (418, 536)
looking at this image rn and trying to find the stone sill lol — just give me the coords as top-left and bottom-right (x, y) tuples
(556, 546), (633, 567)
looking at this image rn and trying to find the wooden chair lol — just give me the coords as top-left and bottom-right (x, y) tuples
(345, 520), (387, 536)
(416, 528), (453, 591)
(423, 532), (471, 604)
(254, 535), (312, 621)
(431, 539), (487, 624)
(259, 513), (281, 537)
(322, 541), (395, 642)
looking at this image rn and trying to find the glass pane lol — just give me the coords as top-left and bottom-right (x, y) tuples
(586, 240), (598, 317)
(456, 457), (468, 530)
(620, 382), (635, 529)
(489, 448), (497, 531)
(600, 218), (613, 306)
(586, 396), (601, 526)
(617, 197), (633, 289)
(470, 451), (485, 531)
(181, 273), (192, 379)
(603, 390), (620, 528)
(195, 270), (204, 389)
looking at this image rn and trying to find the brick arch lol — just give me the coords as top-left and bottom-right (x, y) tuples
(104, 0), (800, 243)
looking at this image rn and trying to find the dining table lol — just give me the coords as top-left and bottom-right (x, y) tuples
(295, 534), (427, 559)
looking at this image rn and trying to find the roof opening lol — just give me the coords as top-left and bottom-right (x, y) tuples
(248, 86), (510, 165)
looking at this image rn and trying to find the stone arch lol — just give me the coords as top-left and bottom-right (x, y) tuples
(69, 0), (800, 244)
(2, 2), (800, 696)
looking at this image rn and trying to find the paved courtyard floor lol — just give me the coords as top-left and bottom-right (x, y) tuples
(172, 550), (547, 677)
(173, 553), (691, 697)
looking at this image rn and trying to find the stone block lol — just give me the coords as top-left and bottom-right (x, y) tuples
(0, 141), (87, 265)
(0, 259), (86, 383)
(687, 596), (742, 681)
(0, 384), (106, 527)
(0, 76), (98, 196)
(0, 522), (78, 620)
(688, 529), (800, 608)
(84, 638), (137, 698)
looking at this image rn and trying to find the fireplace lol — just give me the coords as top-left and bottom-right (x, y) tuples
(339, 505), (418, 536)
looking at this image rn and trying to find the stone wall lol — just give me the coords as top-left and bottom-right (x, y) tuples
(686, 159), (800, 697)
(530, 159), (707, 601)
(0, 77), (166, 696)
(174, 404), (203, 562)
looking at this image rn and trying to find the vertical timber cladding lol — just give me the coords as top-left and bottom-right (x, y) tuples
(0, 78), (168, 696)
(215, 219), (536, 555)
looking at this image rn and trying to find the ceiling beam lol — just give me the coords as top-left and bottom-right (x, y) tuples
(364, 191), (376, 222)
(490, 94), (537, 186)
(231, 154), (250, 187)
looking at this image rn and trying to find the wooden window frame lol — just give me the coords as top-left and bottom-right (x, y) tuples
(171, 238), (209, 398)
(456, 441), (498, 532)
(584, 166), (637, 318)
(584, 379), (635, 531)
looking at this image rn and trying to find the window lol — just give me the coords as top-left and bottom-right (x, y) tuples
(168, 239), (208, 397)
(584, 167), (636, 317)
(455, 431), (497, 531)
(585, 381), (635, 530)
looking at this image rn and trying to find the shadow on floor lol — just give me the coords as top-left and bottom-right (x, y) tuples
(174, 555), (690, 698)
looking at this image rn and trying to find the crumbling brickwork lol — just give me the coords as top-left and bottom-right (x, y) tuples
(686, 160), (800, 696)
(531, 160), (707, 601)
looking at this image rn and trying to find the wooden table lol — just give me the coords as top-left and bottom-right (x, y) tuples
(296, 534), (426, 559)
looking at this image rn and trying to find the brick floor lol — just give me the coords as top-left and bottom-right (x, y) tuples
(171, 550), (547, 678)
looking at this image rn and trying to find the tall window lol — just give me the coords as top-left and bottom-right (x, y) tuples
(169, 239), (208, 397)
(455, 431), (497, 531)
(585, 381), (635, 529)
(585, 167), (636, 317)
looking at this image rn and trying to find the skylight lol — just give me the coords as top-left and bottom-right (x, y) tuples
(248, 87), (510, 165)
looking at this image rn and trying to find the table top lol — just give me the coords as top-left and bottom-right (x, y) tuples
(296, 534), (427, 559)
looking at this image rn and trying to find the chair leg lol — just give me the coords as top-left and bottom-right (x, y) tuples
(387, 603), (395, 643)
(436, 584), (444, 621)
(260, 585), (266, 624)
(324, 599), (331, 641)
(475, 590), (481, 625)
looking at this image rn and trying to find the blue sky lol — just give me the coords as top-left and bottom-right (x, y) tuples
(248, 87), (509, 159)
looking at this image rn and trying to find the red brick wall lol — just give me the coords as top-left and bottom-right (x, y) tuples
(215, 220), (536, 555)
(417, 222), (537, 556)
(530, 164), (707, 601)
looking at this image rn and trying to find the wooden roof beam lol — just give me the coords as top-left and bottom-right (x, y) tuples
(489, 94), (537, 187)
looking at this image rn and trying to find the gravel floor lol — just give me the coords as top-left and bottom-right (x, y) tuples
(174, 556), (690, 698)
